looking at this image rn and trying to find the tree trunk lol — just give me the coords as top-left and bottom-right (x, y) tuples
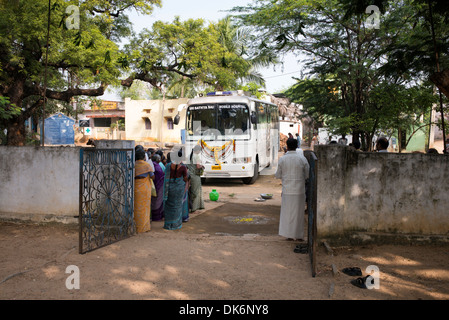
(430, 69), (449, 99)
(4, 93), (45, 146)
(3, 80), (28, 146)
(6, 117), (27, 146)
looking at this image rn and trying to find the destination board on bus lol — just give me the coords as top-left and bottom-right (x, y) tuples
(189, 105), (215, 110)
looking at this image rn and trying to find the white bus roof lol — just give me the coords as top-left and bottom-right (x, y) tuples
(187, 91), (277, 107)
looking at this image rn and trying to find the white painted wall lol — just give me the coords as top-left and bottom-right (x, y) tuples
(280, 121), (302, 139)
(0, 146), (80, 223)
(125, 98), (189, 145)
(315, 145), (449, 238)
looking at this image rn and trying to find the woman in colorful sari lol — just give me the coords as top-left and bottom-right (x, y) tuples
(151, 154), (165, 221)
(134, 148), (154, 233)
(163, 149), (189, 230)
(187, 145), (205, 213)
(155, 149), (166, 172)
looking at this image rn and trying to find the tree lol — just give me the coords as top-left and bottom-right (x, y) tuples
(380, 0), (449, 151)
(286, 75), (437, 150)
(118, 16), (277, 99)
(215, 16), (279, 87)
(234, 0), (441, 150)
(119, 17), (255, 93)
(0, 1), (261, 145)
(0, 0), (161, 145)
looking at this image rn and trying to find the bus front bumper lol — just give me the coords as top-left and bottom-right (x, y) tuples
(202, 163), (255, 178)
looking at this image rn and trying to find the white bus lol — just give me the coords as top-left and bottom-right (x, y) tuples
(176, 91), (280, 184)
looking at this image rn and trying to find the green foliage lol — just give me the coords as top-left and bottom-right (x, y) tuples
(1, 0), (270, 144)
(119, 15), (272, 98)
(121, 17), (252, 91)
(111, 119), (125, 131)
(0, 96), (21, 121)
(119, 80), (153, 100)
(0, 96), (21, 145)
(238, 82), (265, 99)
(235, 0), (446, 150)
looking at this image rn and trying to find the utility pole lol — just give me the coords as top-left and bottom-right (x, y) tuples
(158, 78), (167, 146)
(41, 0), (51, 146)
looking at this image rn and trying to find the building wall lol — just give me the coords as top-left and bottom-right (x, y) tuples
(315, 145), (449, 241)
(125, 98), (189, 145)
(0, 146), (80, 224)
(402, 127), (427, 152)
(279, 121), (302, 140)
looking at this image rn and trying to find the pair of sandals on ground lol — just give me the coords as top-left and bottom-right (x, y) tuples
(286, 238), (308, 254)
(342, 267), (374, 289)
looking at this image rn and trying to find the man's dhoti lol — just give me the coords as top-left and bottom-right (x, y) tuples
(279, 193), (306, 239)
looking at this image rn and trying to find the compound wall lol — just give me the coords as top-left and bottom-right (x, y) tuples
(315, 145), (449, 243)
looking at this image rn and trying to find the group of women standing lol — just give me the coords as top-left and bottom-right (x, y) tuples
(133, 145), (205, 233)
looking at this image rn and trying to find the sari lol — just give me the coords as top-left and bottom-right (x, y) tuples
(151, 162), (165, 221)
(163, 162), (188, 230)
(186, 153), (204, 212)
(182, 179), (190, 222)
(134, 160), (153, 233)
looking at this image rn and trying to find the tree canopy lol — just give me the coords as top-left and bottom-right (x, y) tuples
(0, 1), (268, 145)
(3, 0), (448, 148)
(233, 0), (448, 150)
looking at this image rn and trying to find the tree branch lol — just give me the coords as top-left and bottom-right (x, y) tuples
(121, 73), (160, 89)
(121, 67), (196, 90)
(45, 83), (108, 102)
(22, 97), (44, 120)
(91, 3), (135, 18)
(47, 61), (94, 70)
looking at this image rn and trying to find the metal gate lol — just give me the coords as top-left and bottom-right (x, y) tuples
(304, 150), (318, 277)
(79, 148), (135, 254)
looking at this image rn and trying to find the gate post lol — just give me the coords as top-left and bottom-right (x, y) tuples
(304, 150), (318, 277)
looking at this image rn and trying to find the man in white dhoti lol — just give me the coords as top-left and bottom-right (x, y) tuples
(275, 138), (310, 240)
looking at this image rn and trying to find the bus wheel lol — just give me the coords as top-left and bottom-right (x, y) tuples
(242, 162), (259, 185)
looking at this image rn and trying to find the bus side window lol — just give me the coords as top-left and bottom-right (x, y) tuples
(257, 102), (266, 124)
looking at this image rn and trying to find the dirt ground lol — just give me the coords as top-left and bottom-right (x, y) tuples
(1, 173), (449, 302)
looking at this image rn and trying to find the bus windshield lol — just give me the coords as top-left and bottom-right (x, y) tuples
(187, 104), (250, 140)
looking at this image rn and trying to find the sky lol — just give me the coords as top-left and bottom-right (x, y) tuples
(102, 0), (301, 100)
